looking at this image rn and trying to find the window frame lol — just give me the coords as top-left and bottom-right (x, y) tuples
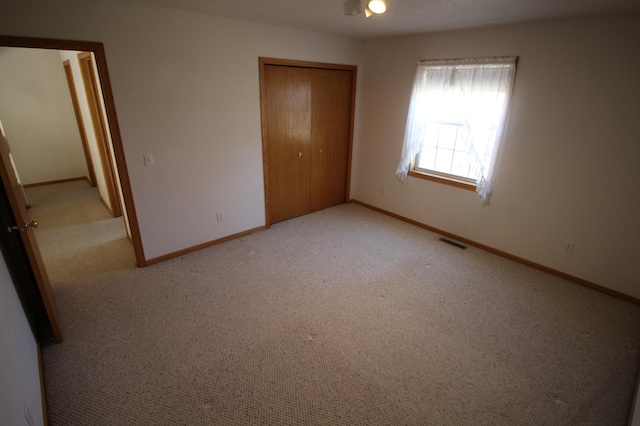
(408, 168), (477, 191)
(399, 56), (518, 198)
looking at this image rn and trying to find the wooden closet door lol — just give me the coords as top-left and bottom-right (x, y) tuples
(309, 68), (352, 212)
(263, 65), (312, 224)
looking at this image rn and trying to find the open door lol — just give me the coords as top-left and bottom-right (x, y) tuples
(63, 59), (97, 188)
(78, 51), (122, 217)
(0, 118), (61, 342)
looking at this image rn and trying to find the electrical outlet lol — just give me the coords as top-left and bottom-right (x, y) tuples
(216, 211), (224, 222)
(24, 404), (34, 426)
(380, 186), (386, 196)
(563, 240), (575, 254)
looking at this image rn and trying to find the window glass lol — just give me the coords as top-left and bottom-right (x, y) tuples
(396, 57), (517, 203)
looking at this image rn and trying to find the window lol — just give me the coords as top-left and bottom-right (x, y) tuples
(396, 57), (517, 204)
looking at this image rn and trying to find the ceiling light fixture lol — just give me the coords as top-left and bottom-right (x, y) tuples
(343, 0), (387, 17)
(367, 0), (387, 14)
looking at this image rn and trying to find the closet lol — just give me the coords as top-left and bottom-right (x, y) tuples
(260, 58), (356, 225)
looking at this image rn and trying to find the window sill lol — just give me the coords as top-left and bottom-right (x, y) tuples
(408, 170), (477, 192)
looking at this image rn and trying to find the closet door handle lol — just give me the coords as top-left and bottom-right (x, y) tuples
(298, 152), (303, 157)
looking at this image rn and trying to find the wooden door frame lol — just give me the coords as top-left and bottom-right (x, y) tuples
(77, 51), (121, 217)
(0, 35), (146, 267)
(62, 59), (98, 188)
(258, 57), (357, 228)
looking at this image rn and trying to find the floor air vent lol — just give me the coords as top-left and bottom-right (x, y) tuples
(439, 237), (467, 249)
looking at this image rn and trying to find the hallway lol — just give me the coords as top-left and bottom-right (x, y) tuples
(25, 180), (135, 283)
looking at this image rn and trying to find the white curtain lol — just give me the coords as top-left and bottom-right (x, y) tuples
(396, 57), (517, 205)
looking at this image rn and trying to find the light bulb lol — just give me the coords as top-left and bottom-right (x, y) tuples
(367, 0), (386, 14)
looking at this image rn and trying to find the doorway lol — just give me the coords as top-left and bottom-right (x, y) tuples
(0, 35), (146, 339)
(0, 35), (144, 266)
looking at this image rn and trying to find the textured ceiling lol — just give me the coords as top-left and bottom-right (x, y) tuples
(109, 0), (640, 39)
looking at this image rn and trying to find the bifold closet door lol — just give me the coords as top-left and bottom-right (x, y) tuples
(263, 63), (353, 225)
(263, 65), (312, 224)
(309, 68), (352, 212)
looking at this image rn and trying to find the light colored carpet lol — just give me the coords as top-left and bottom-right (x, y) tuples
(27, 180), (135, 281)
(28, 181), (640, 425)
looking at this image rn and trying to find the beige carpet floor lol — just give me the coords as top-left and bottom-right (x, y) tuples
(28, 180), (640, 425)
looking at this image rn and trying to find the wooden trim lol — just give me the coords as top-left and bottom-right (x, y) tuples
(408, 170), (477, 192)
(258, 57), (357, 228)
(0, 35), (104, 51)
(144, 226), (266, 266)
(351, 199), (640, 306)
(38, 345), (49, 426)
(258, 60), (271, 228)
(23, 177), (88, 188)
(77, 51), (121, 218)
(0, 35), (146, 267)
(258, 57), (358, 71)
(91, 43), (146, 267)
(62, 60), (97, 187)
(345, 67), (357, 204)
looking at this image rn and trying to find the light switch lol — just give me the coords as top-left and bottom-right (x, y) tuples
(143, 154), (154, 167)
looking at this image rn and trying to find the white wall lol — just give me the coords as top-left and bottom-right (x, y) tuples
(0, 47), (89, 185)
(352, 14), (640, 299)
(0, 255), (44, 426)
(1, 2), (637, 300)
(0, 0), (363, 260)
